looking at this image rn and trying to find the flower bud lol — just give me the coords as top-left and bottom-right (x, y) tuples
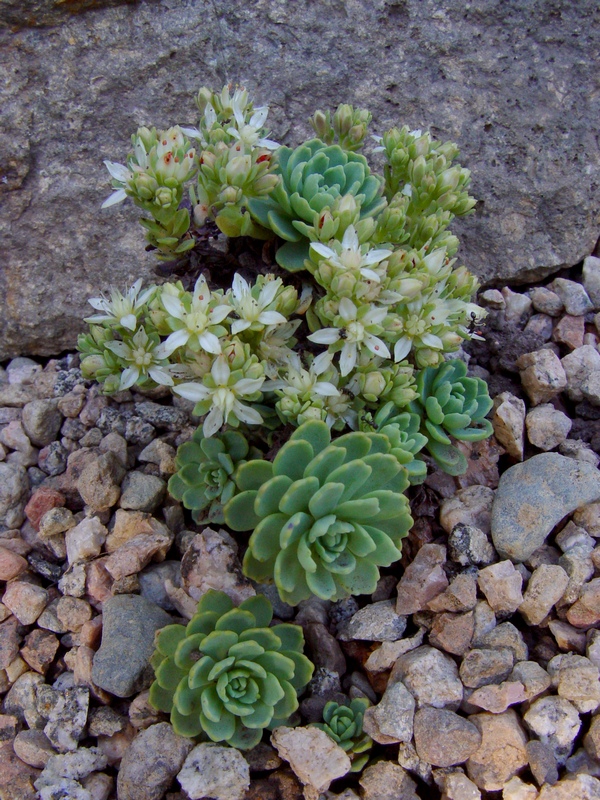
(131, 172), (158, 201)
(361, 371), (387, 400)
(196, 87), (213, 114)
(311, 110), (330, 140)
(219, 185), (242, 205)
(154, 186), (177, 208)
(276, 286), (299, 317)
(80, 355), (106, 379)
(317, 210), (337, 241)
(225, 154), (252, 187)
(333, 104), (353, 137)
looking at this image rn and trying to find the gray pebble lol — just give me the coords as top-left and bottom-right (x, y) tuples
(491, 453), (600, 562)
(91, 594), (172, 697)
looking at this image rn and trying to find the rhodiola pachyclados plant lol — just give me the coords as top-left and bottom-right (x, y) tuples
(149, 590), (313, 749)
(312, 698), (373, 772)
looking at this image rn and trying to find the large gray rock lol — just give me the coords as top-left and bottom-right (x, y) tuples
(491, 453), (600, 562)
(1, 0), (598, 357)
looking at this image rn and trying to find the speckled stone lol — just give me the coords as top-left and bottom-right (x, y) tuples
(491, 453), (600, 562)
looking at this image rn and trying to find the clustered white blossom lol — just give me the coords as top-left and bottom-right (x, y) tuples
(84, 85), (487, 439)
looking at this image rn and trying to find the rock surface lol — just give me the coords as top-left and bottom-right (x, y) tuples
(1, 0), (599, 357)
(177, 743), (250, 800)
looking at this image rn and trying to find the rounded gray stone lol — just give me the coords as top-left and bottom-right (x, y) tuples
(91, 594), (172, 697)
(0, 462), (29, 529)
(117, 723), (194, 800)
(491, 453), (600, 562)
(413, 707), (481, 767)
(21, 399), (63, 447)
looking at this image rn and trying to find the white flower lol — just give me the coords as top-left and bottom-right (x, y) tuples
(85, 279), (155, 331)
(228, 274), (287, 334)
(308, 298), (390, 377)
(226, 99), (279, 150)
(257, 319), (302, 377)
(267, 352), (340, 398)
(158, 276), (231, 357)
(101, 160), (131, 208)
(173, 355), (264, 437)
(105, 327), (174, 390)
(310, 226), (391, 283)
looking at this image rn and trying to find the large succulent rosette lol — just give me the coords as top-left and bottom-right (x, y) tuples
(149, 590), (313, 749)
(224, 420), (413, 605)
(247, 140), (386, 271)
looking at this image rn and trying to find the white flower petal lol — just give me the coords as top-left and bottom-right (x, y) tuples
(234, 378), (265, 395)
(308, 329), (341, 345)
(341, 225), (359, 251)
(257, 137), (280, 150)
(338, 297), (357, 322)
(362, 248), (392, 265)
(119, 367), (139, 391)
(211, 356), (230, 386)
(364, 334), (390, 359)
(421, 333), (443, 349)
(359, 268), (381, 283)
(148, 366), (174, 387)
(232, 273), (248, 301)
(364, 305), (388, 325)
(310, 242), (336, 261)
(179, 126), (202, 139)
(137, 286), (156, 307)
(174, 382), (211, 402)
(394, 337), (412, 362)
(203, 406), (224, 438)
(312, 351), (334, 374)
(101, 189), (127, 209)
(105, 341), (130, 358)
(258, 311), (286, 326)
(231, 319), (251, 335)
(210, 305), (232, 325)
(157, 328), (190, 357)
(250, 107), (269, 128)
(104, 160), (130, 182)
(339, 342), (357, 377)
(198, 331), (222, 355)
(259, 279), (281, 308)
(162, 294), (185, 319)
(84, 313), (110, 324)
(87, 296), (108, 311)
(313, 382), (340, 397)
(120, 314), (137, 331)
(232, 400), (263, 425)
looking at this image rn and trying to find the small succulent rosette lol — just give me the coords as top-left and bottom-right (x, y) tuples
(410, 359), (493, 475)
(149, 590), (314, 749)
(312, 698), (373, 772)
(167, 427), (253, 524)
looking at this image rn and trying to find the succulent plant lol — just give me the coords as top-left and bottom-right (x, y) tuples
(247, 140), (386, 271)
(224, 420), (413, 605)
(168, 427), (254, 523)
(363, 402), (428, 484)
(149, 590), (314, 749)
(410, 359), (493, 475)
(312, 698), (373, 772)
